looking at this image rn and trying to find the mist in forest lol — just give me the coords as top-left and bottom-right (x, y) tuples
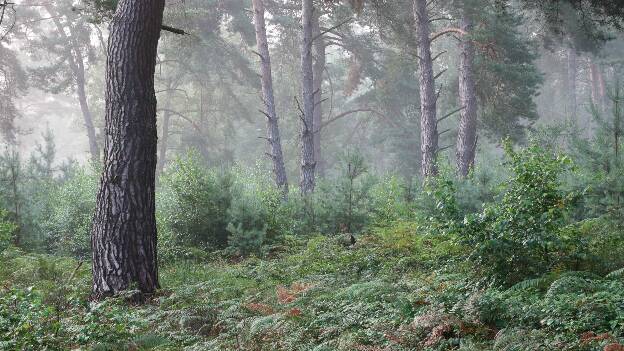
(1, 0), (619, 175)
(2, 1), (624, 349)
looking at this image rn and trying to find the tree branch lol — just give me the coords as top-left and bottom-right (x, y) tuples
(318, 108), (374, 131)
(313, 18), (353, 42)
(161, 24), (188, 35)
(437, 106), (465, 124)
(430, 27), (467, 42)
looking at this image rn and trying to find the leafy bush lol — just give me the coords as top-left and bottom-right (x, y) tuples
(462, 141), (575, 286)
(42, 166), (98, 258)
(0, 209), (17, 254)
(158, 151), (233, 251)
(0, 288), (63, 350)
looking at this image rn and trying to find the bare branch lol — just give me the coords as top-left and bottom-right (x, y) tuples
(430, 27), (467, 42)
(437, 106), (465, 124)
(437, 144), (453, 153)
(434, 68), (447, 81)
(432, 50), (447, 62)
(161, 24), (188, 35)
(313, 18), (353, 42)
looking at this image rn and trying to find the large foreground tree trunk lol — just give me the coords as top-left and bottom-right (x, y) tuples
(300, 0), (316, 194)
(312, 13), (326, 178)
(252, 0), (289, 196)
(413, 0), (438, 177)
(456, 9), (478, 177)
(91, 0), (165, 298)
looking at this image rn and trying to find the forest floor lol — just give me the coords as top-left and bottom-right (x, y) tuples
(1, 222), (624, 350)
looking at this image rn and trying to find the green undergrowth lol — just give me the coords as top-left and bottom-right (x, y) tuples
(1, 222), (624, 351)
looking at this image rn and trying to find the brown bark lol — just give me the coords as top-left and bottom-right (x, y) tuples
(312, 13), (326, 178)
(252, 0), (289, 195)
(91, 0), (165, 298)
(413, 0), (438, 177)
(45, 6), (100, 163)
(456, 9), (478, 177)
(300, 0), (316, 194)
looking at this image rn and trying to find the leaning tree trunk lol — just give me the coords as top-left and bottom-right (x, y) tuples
(456, 9), (478, 178)
(312, 13), (326, 178)
(413, 0), (438, 177)
(46, 7), (100, 163)
(300, 0), (316, 194)
(567, 46), (578, 122)
(252, 0), (289, 196)
(91, 0), (165, 298)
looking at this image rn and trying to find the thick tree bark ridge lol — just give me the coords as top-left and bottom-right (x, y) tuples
(91, 0), (165, 298)
(414, 0), (439, 177)
(300, 0), (316, 194)
(251, 0), (289, 195)
(456, 7), (478, 177)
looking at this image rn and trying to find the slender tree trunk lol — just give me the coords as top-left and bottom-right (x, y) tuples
(589, 58), (606, 112)
(312, 13), (326, 177)
(46, 7), (100, 163)
(300, 0), (316, 194)
(413, 0), (438, 177)
(91, 0), (165, 298)
(456, 9), (478, 177)
(76, 72), (100, 163)
(252, 0), (289, 196)
(156, 85), (174, 179)
(567, 46), (578, 122)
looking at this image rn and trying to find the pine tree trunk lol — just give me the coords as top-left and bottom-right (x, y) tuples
(312, 13), (326, 178)
(589, 58), (606, 112)
(156, 85), (174, 179)
(567, 46), (578, 122)
(456, 9), (478, 178)
(252, 0), (289, 196)
(413, 0), (438, 178)
(300, 0), (316, 194)
(76, 73), (100, 163)
(91, 0), (165, 298)
(46, 8), (100, 163)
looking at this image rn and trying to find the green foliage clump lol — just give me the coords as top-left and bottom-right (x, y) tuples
(159, 152), (290, 258)
(158, 151), (234, 253)
(0, 209), (17, 254)
(313, 152), (377, 234)
(42, 166), (98, 258)
(463, 141), (575, 286)
(0, 288), (63, 350)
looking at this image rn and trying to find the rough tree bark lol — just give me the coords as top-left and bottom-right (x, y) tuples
(252, 0), (289, 195)
(312, 13), (326, 177)
(567, 46), (578, 122)
(456, 8), (478, 177)
(413, 0), (438, 177)
(300, 0), (316, 194)
(46, 6), (100, 163)
(91, 0), (165, 298)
